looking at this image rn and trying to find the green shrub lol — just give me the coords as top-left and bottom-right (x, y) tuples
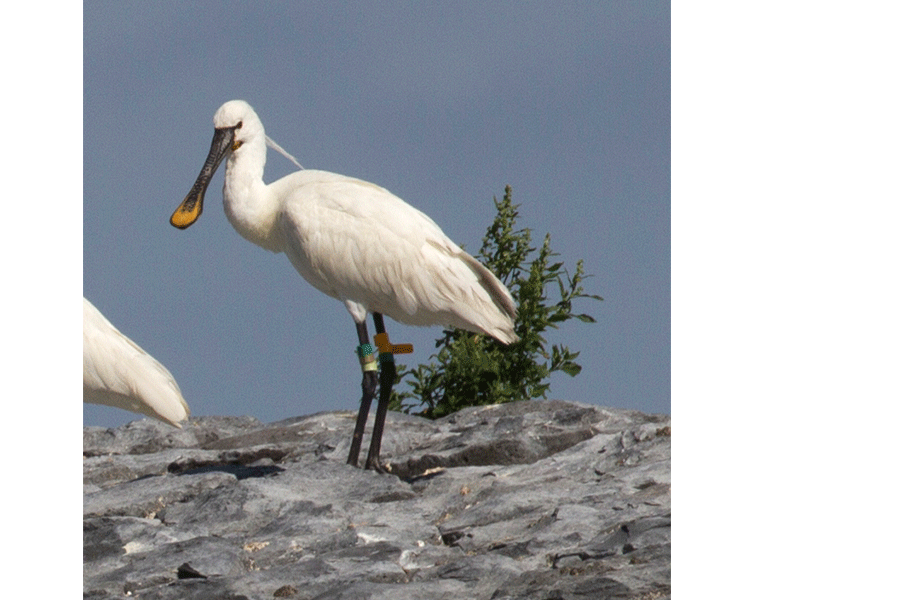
(390, 185), (602, 418)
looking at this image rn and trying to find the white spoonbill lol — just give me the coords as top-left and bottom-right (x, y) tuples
(170, 100), (517, 470)
(83, 297), (190, 428)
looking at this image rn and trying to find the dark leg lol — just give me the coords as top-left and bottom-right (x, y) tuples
(365, 312), (396, 471)
(348, 320), (378, 467)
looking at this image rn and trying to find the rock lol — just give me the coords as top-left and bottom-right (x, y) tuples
(84, 400), (670, 599)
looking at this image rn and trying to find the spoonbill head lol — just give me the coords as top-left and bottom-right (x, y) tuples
(171, 100), (518, 469)
(83, 297), (190, 428)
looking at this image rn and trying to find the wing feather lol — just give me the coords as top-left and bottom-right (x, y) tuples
(276, 171), (517, 342)
(83, 298), (190, 427)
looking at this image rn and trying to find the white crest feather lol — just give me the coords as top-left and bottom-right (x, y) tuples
(266, 135), (303, 170)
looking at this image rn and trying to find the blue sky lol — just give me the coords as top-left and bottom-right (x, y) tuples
(83, 2), (670, 428)
(82, 2), (669, 427)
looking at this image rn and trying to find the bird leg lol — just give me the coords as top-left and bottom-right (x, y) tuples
(365, 313), (394, 472)
(347, 321), (378, 467)
(348, 313), (412, 471)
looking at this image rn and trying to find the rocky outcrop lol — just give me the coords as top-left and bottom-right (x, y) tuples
(84, 400), (670, 599)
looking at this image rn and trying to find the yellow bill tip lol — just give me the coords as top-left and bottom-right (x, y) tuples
(170, 197), (202, 229)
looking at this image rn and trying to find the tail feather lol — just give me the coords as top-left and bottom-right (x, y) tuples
(461, 254), (519, 344)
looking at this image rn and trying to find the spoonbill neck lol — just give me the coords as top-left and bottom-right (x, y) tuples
(222, 146), (285, 253)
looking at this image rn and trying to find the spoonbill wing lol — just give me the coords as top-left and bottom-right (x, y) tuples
(274, 171), (517, 342)
(83, 298), (190, 427)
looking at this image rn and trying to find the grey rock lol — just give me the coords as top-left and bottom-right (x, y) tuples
(84, 400), (670, 599)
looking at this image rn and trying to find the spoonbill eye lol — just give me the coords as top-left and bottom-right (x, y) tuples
(236, 121), (243, 129)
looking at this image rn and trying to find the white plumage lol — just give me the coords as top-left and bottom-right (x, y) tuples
(170, 99), (517, 468)
(173, 100), (517, 341)
(83, 297), (190, 428)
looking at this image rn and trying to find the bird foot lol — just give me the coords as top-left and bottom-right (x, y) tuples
(364, 457), (393, 474)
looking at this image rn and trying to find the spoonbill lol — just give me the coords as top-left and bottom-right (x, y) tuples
(170, 100), (517, 470)
(83, 297), (190, 428)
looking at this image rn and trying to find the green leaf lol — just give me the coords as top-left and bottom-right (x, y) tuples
(559, 363), (582, 377)
(393, 185), (602, 418)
